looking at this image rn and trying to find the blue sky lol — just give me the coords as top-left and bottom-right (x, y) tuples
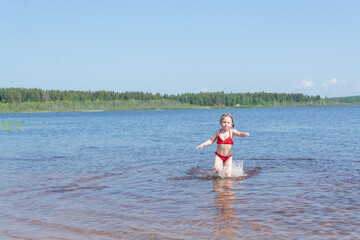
(1, 0), (359, 97)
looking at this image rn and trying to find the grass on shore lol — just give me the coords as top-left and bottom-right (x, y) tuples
(0, 99), (195, 113)
(0, 99), (357, 114)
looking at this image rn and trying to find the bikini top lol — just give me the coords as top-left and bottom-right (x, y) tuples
(217, 129), (233, 145)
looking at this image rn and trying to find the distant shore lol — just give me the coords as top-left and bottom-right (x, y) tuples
(1, 88), (359, 113)
(0, 99), (357, 114)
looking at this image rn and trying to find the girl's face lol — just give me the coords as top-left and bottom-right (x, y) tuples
(220, 117), (233, 130)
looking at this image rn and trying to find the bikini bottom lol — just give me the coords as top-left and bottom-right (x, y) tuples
(215, 152), (233, 163)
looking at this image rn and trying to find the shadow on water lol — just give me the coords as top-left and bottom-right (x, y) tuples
(169, 164), (261, 181)
(246, 157), (316, 161)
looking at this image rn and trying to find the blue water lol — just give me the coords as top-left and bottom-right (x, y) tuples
(1, 106), (359, 239)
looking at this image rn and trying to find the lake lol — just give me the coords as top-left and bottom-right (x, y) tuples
(1, 106), (359, 239)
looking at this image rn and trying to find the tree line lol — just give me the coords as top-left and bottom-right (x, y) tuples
(0, 87), (323, 106)
(327, 96), (360, 104)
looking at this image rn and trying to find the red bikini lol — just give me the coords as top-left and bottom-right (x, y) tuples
(215, 129), (233, 163)
(217, 129), (233, 145)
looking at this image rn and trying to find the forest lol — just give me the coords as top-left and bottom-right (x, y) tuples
(326, 95), (360, 104)
(0, 88), (358, 113)
(0, 88), (322, 105)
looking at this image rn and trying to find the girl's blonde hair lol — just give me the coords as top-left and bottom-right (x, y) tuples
(220, 113), (235, 129)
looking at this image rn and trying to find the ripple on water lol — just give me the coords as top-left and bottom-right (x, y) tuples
(1, 107), (359, 239)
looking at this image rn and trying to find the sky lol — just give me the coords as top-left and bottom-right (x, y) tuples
(1, 0), (359, 97)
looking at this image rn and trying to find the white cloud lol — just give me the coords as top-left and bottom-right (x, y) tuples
(302, 79), (314, 88)
(322, 78), (345, 87)
(200, 86), (208, 92)
(293, 77), (358, 97)
(295, 78), (314, 89)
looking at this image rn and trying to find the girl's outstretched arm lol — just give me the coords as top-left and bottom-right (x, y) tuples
(196, 131), (218, 150)
(232, 129), (250, 138)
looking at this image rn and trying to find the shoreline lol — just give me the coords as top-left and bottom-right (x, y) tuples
(0, 102), (358, 114)
(1, 89), (358, 113)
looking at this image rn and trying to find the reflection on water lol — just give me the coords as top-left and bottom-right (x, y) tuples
(213, 179), (239, 238)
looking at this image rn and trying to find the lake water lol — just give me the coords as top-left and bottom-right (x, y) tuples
(1, 106), (359, 239)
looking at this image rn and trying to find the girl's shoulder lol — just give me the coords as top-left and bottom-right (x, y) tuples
(230, 128), (239, 136)
(230, 128), (235, 136)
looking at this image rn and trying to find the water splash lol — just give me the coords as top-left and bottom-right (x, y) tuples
(231, 160), (246, 177)
(185, 160), (246, 179)
(216, 160), (246, 178)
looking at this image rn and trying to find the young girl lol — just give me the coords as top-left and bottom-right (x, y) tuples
(196, 113), (249, 178)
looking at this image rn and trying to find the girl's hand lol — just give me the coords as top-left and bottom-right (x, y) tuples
(243, 132), (250, 137)
(196, 145), (203, 150)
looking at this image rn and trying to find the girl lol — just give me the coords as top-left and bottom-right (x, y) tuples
(196, 113), (249, 178)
